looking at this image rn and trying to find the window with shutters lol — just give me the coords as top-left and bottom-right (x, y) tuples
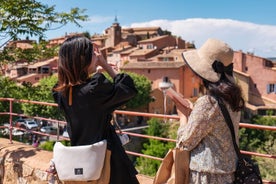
(267, 83), (276, 93)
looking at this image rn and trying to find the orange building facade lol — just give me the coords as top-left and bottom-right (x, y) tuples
(4, 20), (276, 118)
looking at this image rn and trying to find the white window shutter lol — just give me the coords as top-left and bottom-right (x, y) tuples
(267, 84), (270, 93)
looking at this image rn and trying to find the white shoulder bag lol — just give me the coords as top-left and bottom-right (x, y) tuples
(53, 139), (107, 181)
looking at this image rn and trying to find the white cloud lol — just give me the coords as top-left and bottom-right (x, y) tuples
(130, 18), (276, 58)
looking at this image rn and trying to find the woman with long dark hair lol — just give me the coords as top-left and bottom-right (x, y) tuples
(176, 38), (244, 184)
(52, 36), (139, 184)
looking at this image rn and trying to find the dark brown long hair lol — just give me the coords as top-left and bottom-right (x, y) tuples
(54, 36), (93, 95)
(204, 76), (245, 112)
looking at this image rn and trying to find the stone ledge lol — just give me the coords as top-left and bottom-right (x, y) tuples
(0, 138), (154, 184)
(0, 138), (51, 183)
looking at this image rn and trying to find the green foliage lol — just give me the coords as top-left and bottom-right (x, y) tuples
(24, 74), (57, 105)
(137, 139), (169, 176)
(256, 140), (276, 181)
(239, 114), (276, 181)
(0, 76), (22, 98)
(0, 48), (16, 71)
(105, 71), (152, 109)
(125, 72), (152, 109)
(0, 0), (88, 41)
(2, 41), (58, 65)
(239, 115), (276, 152)
(20, 75), (62, 119)
(0, 43), (59, 78)
(82, 31), (91, 39)
(0, 70), (152, 120)
(136, 118), (178, 176)
(39, 141), (55, 151)
(0, 0), (88, 70)
(31, 41), (59, 61)
(0, 76), (23, 122)
(40, 140), (70, 151)
(0, 74), (61, 122)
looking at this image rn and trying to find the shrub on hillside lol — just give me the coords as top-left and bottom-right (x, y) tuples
(135, 118), (178, 176)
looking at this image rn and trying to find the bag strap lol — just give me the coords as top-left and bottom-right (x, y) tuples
(215, 97), (243, 159)
(112, 113), (123, 134)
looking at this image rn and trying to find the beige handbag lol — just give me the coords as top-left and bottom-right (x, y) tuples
(153, 148), (190, 184)
(154, 88), (190, 184)
(53, 140), (107, 181)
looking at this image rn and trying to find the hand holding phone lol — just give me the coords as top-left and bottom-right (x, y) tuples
(165, 88), (193, 117)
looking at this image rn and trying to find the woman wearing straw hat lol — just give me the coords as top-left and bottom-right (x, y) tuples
(176, 38), (245, 184)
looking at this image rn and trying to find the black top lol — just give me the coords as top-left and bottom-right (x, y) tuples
(53, 73), (139, 184)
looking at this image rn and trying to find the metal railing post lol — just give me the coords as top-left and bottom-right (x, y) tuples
(9, 98), (13, 144)
(57, 121), (60, 141)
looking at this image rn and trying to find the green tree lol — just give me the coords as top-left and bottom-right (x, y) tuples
(5, 71), (152, 121)
(105, 71), (152, 109)
(136, 118), (177, 176)
(20, 75), (62, 119)
(0, 76), (23, 123)
(124, 72), (152, 109)
(256, 139), (276, 181)
(40, 140), (70, 151)
(22, 41), (59, 61)
(82, 31), (91, 39)
(239, 114), (276, 152)
(0, 0), (88, 71)
(0, 0), (88, 45)
(239, 114), (276, 181)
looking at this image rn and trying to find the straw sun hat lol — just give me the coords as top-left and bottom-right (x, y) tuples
(182, 38), (234, 83)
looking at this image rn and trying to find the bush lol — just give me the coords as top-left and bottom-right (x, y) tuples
(239, 114), (276, 181)
(39, 140), (70, 151)
(135, 118), (178, 176)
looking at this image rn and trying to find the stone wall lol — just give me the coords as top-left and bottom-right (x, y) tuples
(0, 138), (153, 184)
(0, 138), (51, 183)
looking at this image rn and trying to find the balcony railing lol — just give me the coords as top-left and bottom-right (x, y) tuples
(0, 97), (276, 183)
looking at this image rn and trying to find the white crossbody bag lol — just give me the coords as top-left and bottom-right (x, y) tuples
(53, 139), (107, 181)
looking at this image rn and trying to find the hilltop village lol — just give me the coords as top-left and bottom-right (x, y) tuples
(3, 19), (276, 121)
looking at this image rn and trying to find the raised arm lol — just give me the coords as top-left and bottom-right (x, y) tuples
(93, 46), (118, 79)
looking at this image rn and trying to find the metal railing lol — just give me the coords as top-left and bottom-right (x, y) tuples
(0, 98), (276, 183)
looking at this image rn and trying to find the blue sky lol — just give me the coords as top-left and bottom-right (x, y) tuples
(42, 1), (276, 58)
